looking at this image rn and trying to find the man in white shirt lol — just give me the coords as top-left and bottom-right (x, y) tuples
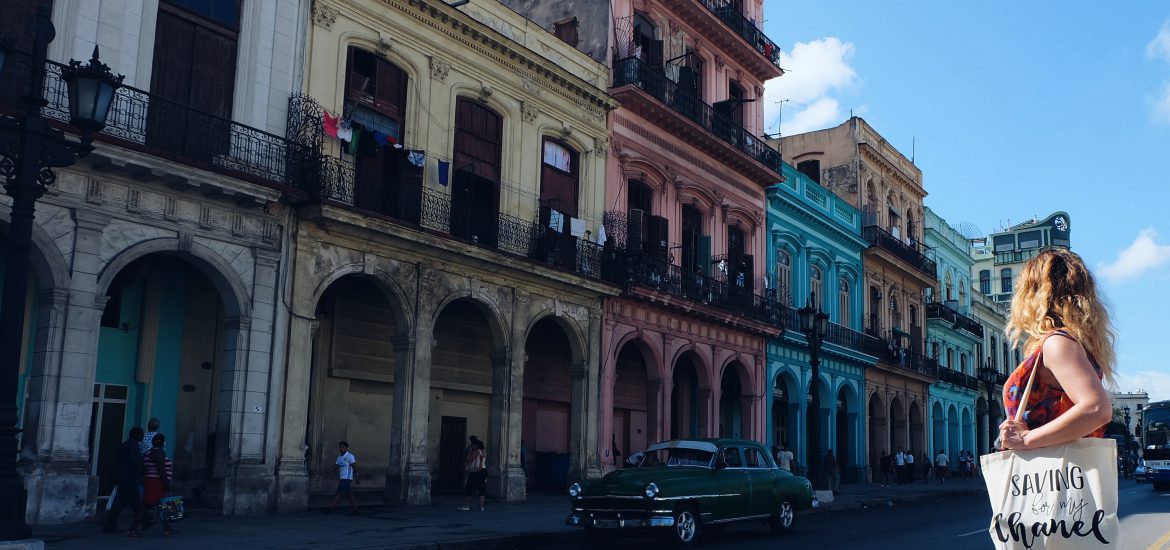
(328, 441), (359, 514)
(894, 448), (906, 485)
(776, 443), (794, 472)
(905, 451), (916, 483)
(935, 450), (949, 484)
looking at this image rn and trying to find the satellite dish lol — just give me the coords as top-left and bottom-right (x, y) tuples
(957, 222), (984, 240)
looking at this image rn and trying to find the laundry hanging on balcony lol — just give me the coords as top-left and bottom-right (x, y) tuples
(437, 160), (450, 186)
(323, 111), (339, 138)
(407, 150), (425, 167)
(569, 217), (586, 238)
(549, 209), (565, 233)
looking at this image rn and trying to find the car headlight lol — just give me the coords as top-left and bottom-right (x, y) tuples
(569, 482), (581, 497)
(645, 482), (659, 498)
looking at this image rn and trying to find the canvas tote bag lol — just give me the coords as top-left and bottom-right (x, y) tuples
(980, 344), (1120, 549)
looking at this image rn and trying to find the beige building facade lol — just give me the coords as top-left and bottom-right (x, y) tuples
(275, 0), (618, 510)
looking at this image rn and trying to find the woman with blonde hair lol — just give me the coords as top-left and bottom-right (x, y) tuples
(998, 248), (1115, 451)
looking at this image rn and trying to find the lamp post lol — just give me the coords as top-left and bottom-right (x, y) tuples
(798, 294), (828, 489)
(979, 363), (998, 453)
(0, 6), (122, 539)
(1123, 406), (1132, 451)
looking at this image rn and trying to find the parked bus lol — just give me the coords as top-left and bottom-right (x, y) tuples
(1140, 400), (1170, 490)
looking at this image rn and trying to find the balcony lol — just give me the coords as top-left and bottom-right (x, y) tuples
(862, 225), (938, 279)
(610, 57), (782, 183)
(936, 366), (982, 391)
(773, 301), (883, 359)
(925, 301), (985, 339)
(1, 53), (309, 195)
(601, 250), (780, 331)
(671, 0), (783, 80)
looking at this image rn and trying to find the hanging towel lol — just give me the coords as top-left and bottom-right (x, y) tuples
(337, 119), (353, 141)
(549, 209), (565, 233)
(596, 224), (607, 245)
(348, 126), (362, 155)
(437, 160), (450, 186)
(373, 130), (388, 146)
(407, 150), (425, 167)
(323, 112), (339, 138)
(568, 217), (586, 238)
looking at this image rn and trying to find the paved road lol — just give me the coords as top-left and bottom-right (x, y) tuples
(561, 479), (1170, 549)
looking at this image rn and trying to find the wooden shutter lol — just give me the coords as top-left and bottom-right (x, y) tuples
(374, 58), (406, 119)
(697, 235), (712, 276)
(628, 208), (645, 251)
(540, 140), (579, 218)
(648, 215), (669, 260)
(647, 40), (664, 70)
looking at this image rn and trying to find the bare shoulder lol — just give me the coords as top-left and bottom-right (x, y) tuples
(1041, 333), (1090, 364)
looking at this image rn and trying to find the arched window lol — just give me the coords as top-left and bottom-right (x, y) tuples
(979, 270), (991, 295)
(838, 279), (850, 326)
(931, 342), (941, 359)
(990, 336), (999, 370)
(452, 98), (503, 244)
(888, 289), (900, 330)
(946, 348), (954, 370)
(345, 47), (417, 221)
(906, 212), (917, 243)
(809, 265), (823, 306)
(945, 271), (953, 302)
(775, 250), (792, 305)
(960, 353), (967, 374)
(959, 281), (967, 306)
(1000, 268), (1013, 294)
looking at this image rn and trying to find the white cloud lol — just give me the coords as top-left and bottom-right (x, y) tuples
(1098, 228), (1170, 282)
(1148, 20), (1170, 63)
(762, 37), (858, 136)
(1114, 370), (1170, 403)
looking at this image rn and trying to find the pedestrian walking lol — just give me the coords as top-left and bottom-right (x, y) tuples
(139, 417), (161, 456)
(822, 449), (840, 495)
(894, 448), (906, 485)
(905, 451), (915, 482)
(460, 435), (487, 511)
(327, 441), (359, 514)
(103, 427), (144, 533)
(935, 450), (949, 484)
(776, 443), (794, 472)
(128, 433), (175, 537)
(878, 450), (892, 487)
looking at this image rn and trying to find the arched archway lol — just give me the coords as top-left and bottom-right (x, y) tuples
(612, 339), (656, 467)
(772, 371), (799, 450)
(671, 351), (707, 439)
(868, 393), (887, 480)
(976, 397), (989, 455)
(306, 274), (403, 494)
(947, 404), (960, 460)
(521, 316), (579, 491)
(835, 385), (856, 481)
(430, 298), (501, 493)
(909, 399), (924, 458)
(91, 252), (242, 500)
(932, 401), (946, 459)
(889, 397), (906, 454)
(961, 408), (974, 458)
(719, 363), (748, 438)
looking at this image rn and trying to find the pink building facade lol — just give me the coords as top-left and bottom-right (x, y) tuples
(504, 0), (787, 470)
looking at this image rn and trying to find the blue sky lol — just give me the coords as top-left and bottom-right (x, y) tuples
(761, 1), (1170, 401)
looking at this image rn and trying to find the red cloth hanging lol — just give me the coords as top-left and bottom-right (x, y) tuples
(323, 111), (339, 138)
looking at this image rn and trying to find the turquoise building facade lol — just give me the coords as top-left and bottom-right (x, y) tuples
(766, 163), (878, 483)
(923, 207), (981, 464)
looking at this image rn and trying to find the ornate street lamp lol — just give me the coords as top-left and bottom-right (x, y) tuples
(1123, 406), (1132, 450)
(0, 6), (122, 540)
(798, 293), (829, 489)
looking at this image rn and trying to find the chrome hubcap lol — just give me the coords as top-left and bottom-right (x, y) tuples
(780, 502), (793, 528)
(676, 511), (695, 541)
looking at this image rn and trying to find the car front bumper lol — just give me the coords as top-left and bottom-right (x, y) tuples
(566, 511), (676, 529)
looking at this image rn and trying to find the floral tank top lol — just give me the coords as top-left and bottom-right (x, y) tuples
(1003, 330), (1106, 438)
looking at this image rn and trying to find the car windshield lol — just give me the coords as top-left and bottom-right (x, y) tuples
(661, 448), (714, 467)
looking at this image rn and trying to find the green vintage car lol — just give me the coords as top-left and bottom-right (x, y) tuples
(566, 438), (816, 545)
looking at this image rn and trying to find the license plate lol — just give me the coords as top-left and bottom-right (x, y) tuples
(593, 519), (620, 529)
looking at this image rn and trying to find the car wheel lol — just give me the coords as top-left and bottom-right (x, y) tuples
(668, 504), (700, 546)
(584, 527), (617, 548)
(1154, 482), (1169, 491)
(769, 500), (796, 534)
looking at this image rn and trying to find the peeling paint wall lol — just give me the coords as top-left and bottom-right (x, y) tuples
(498, 0), (611, 64)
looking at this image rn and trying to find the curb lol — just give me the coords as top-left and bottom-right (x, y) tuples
(810, 487), (985, 514)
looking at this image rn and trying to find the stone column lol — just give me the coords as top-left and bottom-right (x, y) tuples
(391, 322), (430, 505)
(697, 388), (713, 439)
(275, 316), (317, 512)
(22, 209), (108, 524)
(567, 362), (589, 484)
(384, 334), (416, 503)
(583, 308), (603, 480)
(488, 349), (525, 501)
(847, 411), (860, 482)
(743, 394), (762, 441)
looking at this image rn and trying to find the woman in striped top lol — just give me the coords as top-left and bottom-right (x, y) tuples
(128, 433), (175, 536)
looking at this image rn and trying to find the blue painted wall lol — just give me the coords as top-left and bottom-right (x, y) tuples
(765, 163), (875, 482)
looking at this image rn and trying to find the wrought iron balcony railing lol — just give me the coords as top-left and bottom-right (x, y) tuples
(601, 250), (781, 328)
(861, 225), (938, 278)
(775, 302), (883, 358)
(0, 54), (311, 190)
(936, 365), (982, 391)
(925, 301), (985, 338)
(611, 57), (782, 174)
(695, 0), (782, 68)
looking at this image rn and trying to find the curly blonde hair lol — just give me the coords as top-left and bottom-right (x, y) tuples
(1006, 248), (1116, 385)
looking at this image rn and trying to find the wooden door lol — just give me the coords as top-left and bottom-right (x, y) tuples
(438, 416), (467, 494)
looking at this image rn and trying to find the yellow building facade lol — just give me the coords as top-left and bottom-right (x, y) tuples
(276, 0), (618, 509)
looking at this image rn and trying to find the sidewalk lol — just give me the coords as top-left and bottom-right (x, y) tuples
(35, 481), (986, 549)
